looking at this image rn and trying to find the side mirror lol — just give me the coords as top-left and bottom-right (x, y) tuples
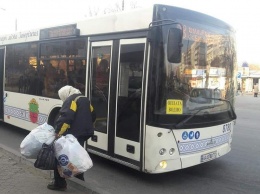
(167, 28), (183, 63)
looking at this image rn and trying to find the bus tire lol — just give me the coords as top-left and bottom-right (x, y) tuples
(47, 108), (60, 128)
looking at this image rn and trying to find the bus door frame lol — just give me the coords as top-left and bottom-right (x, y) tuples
(87, 36), (147, 169)
(0, 47), (5, 120)
(114, 38), (146, 166)
(88, 40), (115, 155)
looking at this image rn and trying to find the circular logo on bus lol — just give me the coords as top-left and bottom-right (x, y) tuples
(182, 131), (188, 140)
(195, 131), (200, 139)
(189, 131), (194, 139)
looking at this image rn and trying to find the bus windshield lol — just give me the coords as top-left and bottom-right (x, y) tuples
(148, 7), (237, 128)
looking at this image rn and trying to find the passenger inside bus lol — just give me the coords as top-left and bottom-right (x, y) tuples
(43, 60), (58, 96)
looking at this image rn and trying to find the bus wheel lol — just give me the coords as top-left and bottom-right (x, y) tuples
(47, 108), (60, 128)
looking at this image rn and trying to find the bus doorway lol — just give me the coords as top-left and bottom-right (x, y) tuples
(88, 39), (146, 168)
(0, 48), (4, 120)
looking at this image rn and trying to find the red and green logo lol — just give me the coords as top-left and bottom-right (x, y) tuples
(29, 98), (39, 123)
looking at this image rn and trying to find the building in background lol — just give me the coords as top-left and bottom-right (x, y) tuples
(237, 62), (260, 93)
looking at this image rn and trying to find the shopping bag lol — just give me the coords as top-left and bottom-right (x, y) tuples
(54, 134), (93, 178)
(20, 122), (56, 159)
(34, 142), (56, 170)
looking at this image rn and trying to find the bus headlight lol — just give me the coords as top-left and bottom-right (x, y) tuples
(169, 148), (175, 155)
(159, 148), (166, 155)
(159, 160), (167, 169)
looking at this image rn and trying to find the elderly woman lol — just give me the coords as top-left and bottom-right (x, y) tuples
(47, 85), (94, 191)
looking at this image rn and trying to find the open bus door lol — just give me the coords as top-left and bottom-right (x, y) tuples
(0, 48), (4, 120)
(88, 39), (146, 169)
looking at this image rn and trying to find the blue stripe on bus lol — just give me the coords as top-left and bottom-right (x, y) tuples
(178, 133), (230, 155)
(4, 105), (48, 125)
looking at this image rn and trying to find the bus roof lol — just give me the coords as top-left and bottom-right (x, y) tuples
(0, 6), (154, 46)
(0, 4), (234, 46)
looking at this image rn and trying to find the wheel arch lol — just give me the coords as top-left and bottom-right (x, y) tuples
(47, 107), (61, 127)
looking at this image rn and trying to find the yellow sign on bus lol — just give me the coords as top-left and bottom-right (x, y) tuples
(166, 99), (183, 114)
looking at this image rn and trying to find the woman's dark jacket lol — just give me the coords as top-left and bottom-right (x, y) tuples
(55, 94), (94, 138)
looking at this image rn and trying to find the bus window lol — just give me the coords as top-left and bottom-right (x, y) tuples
(91, 46), (111, 133)
(5, 39), (87, 98)
(40, 39), (87, 97)
(116, 43), (145, 142)
(5, 43), (39, 94)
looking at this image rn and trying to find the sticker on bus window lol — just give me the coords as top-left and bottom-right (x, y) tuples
(166, 99), (183, 114)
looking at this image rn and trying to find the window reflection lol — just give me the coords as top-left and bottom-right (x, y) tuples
(5, 39), (87, 98)
(116, 43), (145, 142)
(91, 46), (111, 133)
(154, 21), (236, 115)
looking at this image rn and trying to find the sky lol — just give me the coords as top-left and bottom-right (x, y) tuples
(0, 0), (259, 65)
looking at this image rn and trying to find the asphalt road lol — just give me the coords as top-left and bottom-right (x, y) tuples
(0, 94), (259, 194)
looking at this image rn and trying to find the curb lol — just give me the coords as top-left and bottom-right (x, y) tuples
(0, 143), (104, 194)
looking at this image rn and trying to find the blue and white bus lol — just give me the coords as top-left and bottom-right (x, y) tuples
(0, 4), (237, 173)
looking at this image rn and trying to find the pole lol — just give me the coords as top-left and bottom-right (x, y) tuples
(122, 0), (124, 11)
(15, 17), (17, 31)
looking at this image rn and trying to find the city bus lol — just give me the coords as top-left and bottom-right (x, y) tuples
(0, 4), (237, 173)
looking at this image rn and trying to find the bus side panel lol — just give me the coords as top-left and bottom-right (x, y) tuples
(4, 92), (62, 131)
(144, 125), (181, 173)
(174, 121), (234, 169)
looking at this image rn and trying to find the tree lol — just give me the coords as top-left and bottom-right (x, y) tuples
(85, 0), (140, 18)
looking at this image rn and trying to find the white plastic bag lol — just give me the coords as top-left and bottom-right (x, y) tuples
(54, 134), (93, 178)
(20, 122), (56, 159)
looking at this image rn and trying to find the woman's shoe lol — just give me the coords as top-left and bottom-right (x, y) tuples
(47, 181), (67, 191)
